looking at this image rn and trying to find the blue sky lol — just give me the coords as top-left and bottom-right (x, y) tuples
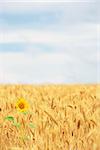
(0, 0), (99, 84)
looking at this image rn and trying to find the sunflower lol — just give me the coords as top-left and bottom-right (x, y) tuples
(15, 98), (30, 113)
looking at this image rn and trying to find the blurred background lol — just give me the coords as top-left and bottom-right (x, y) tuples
(0, 0), (99, 84)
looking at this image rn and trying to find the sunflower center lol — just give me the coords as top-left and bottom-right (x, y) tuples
(18, 102), (25, 109)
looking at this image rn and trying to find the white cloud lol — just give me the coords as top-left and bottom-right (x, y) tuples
(0, 22), (98, 83)
(0, 1), (98, 83)
(0, 29), (66, 44)
(0, 1), (96, 29)
(0, 0), (95, 4)
(0, 46), (98, 83)
(0, 0), (96, 16)
(0, 23), (97, 46)
(0, 51), (69, 83)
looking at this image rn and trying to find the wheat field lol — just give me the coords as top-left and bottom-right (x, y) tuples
(0, 84), (100, 150)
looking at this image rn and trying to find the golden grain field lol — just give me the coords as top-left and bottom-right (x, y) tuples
(0, 84), (100, 150)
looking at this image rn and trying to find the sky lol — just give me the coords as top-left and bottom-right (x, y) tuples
(0, 0), (99, 84)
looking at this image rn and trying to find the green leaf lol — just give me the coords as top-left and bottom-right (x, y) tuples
(4, 116), (14, 122)
(20, 136), (30, 140)
(13, 122), (21, 128)
(22, 111), (29, 115)
(29, 123), (35, 128)
(13, 119), (21, 128)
